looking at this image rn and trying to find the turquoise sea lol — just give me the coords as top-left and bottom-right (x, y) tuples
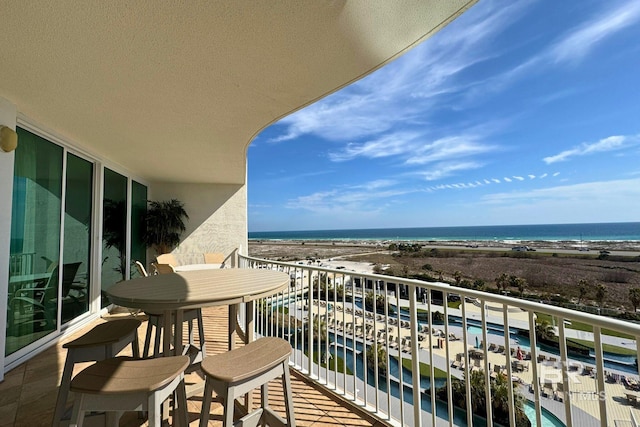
(249, 222), (640, 242)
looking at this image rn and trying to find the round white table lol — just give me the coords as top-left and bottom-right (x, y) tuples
(107, 268), (290, 355)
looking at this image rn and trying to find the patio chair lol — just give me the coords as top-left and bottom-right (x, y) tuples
(156, 253), (178, 266)
(151, 262), (175, 275)
(203, 252), (225, 267)
(143, 263), (206, 359)
(488, 343), (497, 352)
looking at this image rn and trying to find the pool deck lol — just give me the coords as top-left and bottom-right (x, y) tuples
(301, 298), (640, 426)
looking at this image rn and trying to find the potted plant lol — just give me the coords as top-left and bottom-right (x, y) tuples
(143, 199), (189, 254)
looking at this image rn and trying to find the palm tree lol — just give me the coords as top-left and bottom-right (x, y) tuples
(143, 199), (189, 254)
(453, 270), (462, 286)
(515, 277), (526, 297)
(102, 199), (127, 280)
(535, 319), (556, 341)
(577, 279), (589, 304)
(495, 273), (508, 293)
(365, 343), (387, 374)
(595, 283), (607, 308)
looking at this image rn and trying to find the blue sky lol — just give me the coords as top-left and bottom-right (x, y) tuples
(247, 0), (640, 232)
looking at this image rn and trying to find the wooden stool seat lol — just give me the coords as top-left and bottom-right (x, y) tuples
(52, 319), (141, 426)
(63, 318), (141, 350)
(199, 337), (295, 427)
(69, 355), (190, 427)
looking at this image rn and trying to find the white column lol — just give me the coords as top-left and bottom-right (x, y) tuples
(0, 96), (17, 382)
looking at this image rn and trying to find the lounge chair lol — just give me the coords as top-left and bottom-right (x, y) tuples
(542, 380), (555, 398)
(488, 343), (497, 352)
(555, 382), (566, 402)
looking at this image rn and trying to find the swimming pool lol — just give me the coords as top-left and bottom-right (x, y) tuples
(467, 325), (483, 335)
(524, 400), (565, 426)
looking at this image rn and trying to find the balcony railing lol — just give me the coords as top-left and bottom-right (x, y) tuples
(239, 254), (640, 427)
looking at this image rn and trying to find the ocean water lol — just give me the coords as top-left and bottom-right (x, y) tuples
(249, 222), (640, 242)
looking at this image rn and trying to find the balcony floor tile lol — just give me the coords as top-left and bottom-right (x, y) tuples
(2, 306), (379, 427)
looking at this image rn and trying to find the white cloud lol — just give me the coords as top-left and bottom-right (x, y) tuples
(504, 177), (512, 182)
(417, 161), (483, 181)
(513, 176), (525, 181)
(543, 134), (639, 164)
(463, 2), (640, 104)
(405, 135), (496, 165)
(270, 1), (531, 145)
(491, 178), (501, 183)
(286, 180), (414, 213)
(481, 178), (640, 206)
(328, 132), (421, 162)
(528, 174), (536, 179)
(550, 1), (640, 65)
(476, 178), (640, 224)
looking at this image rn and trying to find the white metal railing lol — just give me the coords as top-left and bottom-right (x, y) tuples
(240, 254), (640, 427)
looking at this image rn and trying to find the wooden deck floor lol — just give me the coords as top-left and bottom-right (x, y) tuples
(1, 306), (385, 427)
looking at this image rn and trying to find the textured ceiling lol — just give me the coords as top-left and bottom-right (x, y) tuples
(0, 1), (476, 184)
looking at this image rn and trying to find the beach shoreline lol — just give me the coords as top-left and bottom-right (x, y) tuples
(249, 238), (640, 259)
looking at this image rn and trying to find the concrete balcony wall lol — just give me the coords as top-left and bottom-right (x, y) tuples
(149, 181), (248, 265)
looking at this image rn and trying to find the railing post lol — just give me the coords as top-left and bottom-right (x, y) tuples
(461, 299), (473, 427)
(480, 299), (493, 426)
(527, 311), (542, 427)
(443, 292), (453, 425)
(502, 304), (516, 427)
(593, 326), (608, 427)
(557, 317), (573, 427)
(409, 285), (422, 427)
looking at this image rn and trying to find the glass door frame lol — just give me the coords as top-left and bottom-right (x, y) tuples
(5, 118), (150, 368)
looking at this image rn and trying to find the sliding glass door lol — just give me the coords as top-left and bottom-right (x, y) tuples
(62, 154), (93, 324)
(101, 169), (127, 308)
(6, 129), (63, 355)
(6, 127), (148, 358)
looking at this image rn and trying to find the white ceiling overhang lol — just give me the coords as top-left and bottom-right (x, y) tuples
(0, 1), (477, 184)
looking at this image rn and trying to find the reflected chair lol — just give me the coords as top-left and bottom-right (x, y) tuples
(8, 262), (81, 332)
(143, 263), (206, 360)
(134, 260), (148, 277)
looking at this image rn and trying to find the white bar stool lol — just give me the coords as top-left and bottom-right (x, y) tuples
(68, 355), (190, 427)
(52, 318), (141, 426)
(199, 337), (295, 427)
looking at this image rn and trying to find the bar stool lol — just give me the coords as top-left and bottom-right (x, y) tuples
(52, 318), (142, 426)
(68, 355), (190, 427)
(142, 262), (206, 361)
(199, 337), (295, 427)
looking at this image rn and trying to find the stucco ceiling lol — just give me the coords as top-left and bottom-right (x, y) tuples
(0, 1), (476, 184)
